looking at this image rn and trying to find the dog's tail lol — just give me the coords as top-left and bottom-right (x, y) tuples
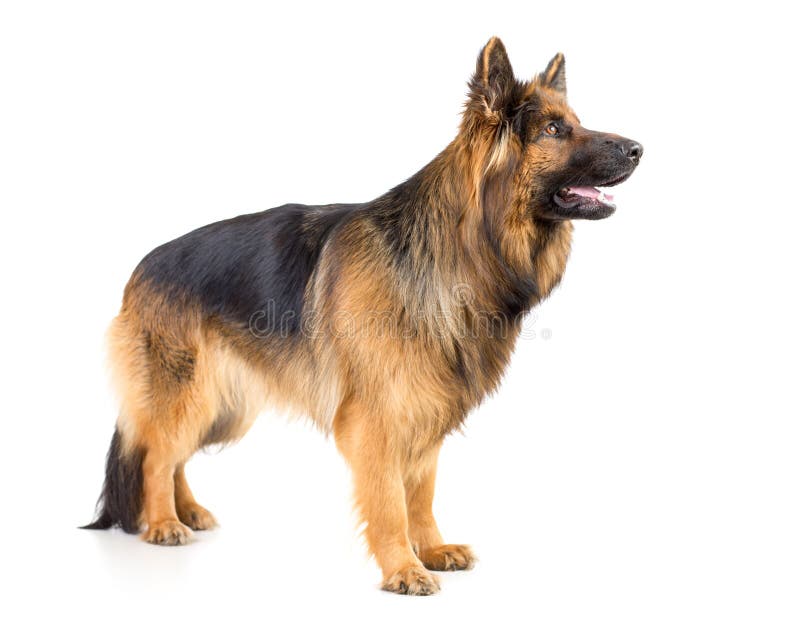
(81, 428), (145, 533)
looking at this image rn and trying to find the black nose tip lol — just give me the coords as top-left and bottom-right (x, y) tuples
(622, 140), (643, 162)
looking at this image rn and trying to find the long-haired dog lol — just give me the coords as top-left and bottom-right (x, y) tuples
(84, 37), (642, 595)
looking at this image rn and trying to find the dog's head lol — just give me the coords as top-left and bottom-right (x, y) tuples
(465, 37), (642, 221)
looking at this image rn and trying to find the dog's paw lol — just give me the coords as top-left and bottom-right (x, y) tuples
(143, 519), (192, 545)
(418, 544), (476, 571)
(177, 503), (218, 531)
(382, 565), (441, 596)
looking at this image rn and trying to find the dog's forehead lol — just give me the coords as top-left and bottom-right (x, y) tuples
(531, 88), (576, 122)
(517, 85), (579, 126)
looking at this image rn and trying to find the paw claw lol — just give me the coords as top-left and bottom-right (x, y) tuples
(177, 503), (218, 531)
(418, 544), (476, 571)
(382, 565), (440, 596)
(143, 519), (192, 545)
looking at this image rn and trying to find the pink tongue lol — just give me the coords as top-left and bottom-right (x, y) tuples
(568, 186), (614, 201)
(569, 186), (600, 198)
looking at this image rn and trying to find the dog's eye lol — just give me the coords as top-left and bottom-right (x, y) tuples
(544, 122), (559, 136)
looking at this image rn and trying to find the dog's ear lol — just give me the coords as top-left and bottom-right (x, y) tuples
(540, 52), (566, 95)
(471, 37), (515, 113)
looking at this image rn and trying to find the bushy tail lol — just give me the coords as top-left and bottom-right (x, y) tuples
(81, 428), (145, 534)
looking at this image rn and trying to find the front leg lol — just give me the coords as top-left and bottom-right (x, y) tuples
(406, 444), (476, 571)
(334, 400), (440, 595)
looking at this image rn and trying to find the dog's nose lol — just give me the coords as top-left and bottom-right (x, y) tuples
(621, 140), (643, 162)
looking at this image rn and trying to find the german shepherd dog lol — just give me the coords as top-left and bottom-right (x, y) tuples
(84, 37), (642, 595)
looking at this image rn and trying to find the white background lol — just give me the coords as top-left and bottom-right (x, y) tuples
(1, 1), (798, 618)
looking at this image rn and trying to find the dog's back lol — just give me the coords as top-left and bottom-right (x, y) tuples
(132, 203), (356, 331)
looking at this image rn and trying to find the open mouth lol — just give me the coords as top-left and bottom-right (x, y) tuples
(551, 172), (632, 220)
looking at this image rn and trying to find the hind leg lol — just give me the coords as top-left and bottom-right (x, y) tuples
(174, 464), (218, 531)
(141, 449), (192, 545)
(109, 302), (219, 544)
(137, 379), (208, 545)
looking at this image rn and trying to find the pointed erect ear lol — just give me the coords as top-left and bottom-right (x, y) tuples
(472, 36), (515, 113)
(540, 52), (566, 95)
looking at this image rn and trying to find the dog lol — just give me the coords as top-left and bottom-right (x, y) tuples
(83, 37), (642, 595)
